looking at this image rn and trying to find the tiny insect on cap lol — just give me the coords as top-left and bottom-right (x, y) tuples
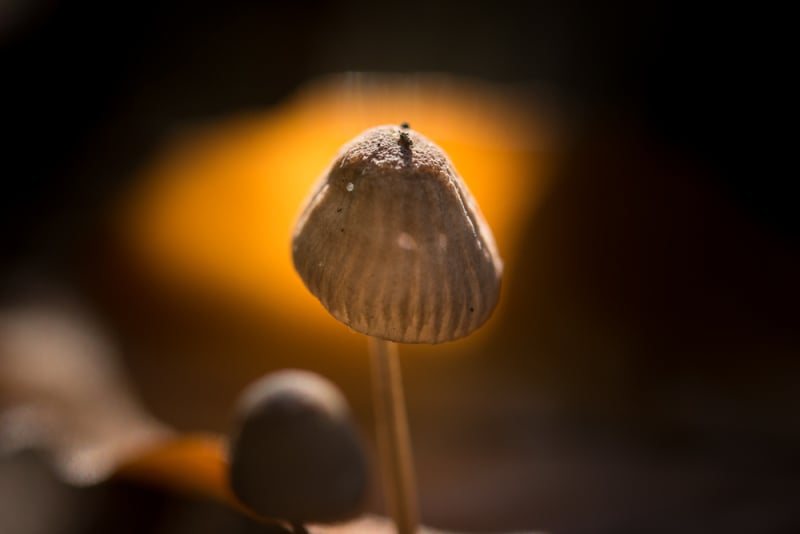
(292, 125), (503, 344)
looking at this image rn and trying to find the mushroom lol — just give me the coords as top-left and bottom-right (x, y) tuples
(228, 370), (369, 531)
(292, 125), (503, 533)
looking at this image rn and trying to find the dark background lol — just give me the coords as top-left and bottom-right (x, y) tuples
(2, 1), (794, 265)
(2, 1), (797, 533)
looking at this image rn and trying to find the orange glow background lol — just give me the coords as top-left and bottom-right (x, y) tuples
(117, 75), (550, 354)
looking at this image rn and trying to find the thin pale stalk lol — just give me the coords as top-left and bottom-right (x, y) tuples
(368, 337), (419, 534)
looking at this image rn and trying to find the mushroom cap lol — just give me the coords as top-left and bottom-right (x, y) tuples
(292, 125), (503, 344)
(228, 370), (368, 523)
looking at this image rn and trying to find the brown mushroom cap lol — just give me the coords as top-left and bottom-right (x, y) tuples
(292, 125), (502, 344)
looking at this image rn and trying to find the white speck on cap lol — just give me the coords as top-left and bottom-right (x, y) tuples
(396, 232), (418, 250)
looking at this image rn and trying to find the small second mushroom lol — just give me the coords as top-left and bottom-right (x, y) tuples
(228, 370), (368, 529)
(292, 124), (503, 533)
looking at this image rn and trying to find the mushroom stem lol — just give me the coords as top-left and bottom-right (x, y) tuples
(368, 337), (419, 534)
